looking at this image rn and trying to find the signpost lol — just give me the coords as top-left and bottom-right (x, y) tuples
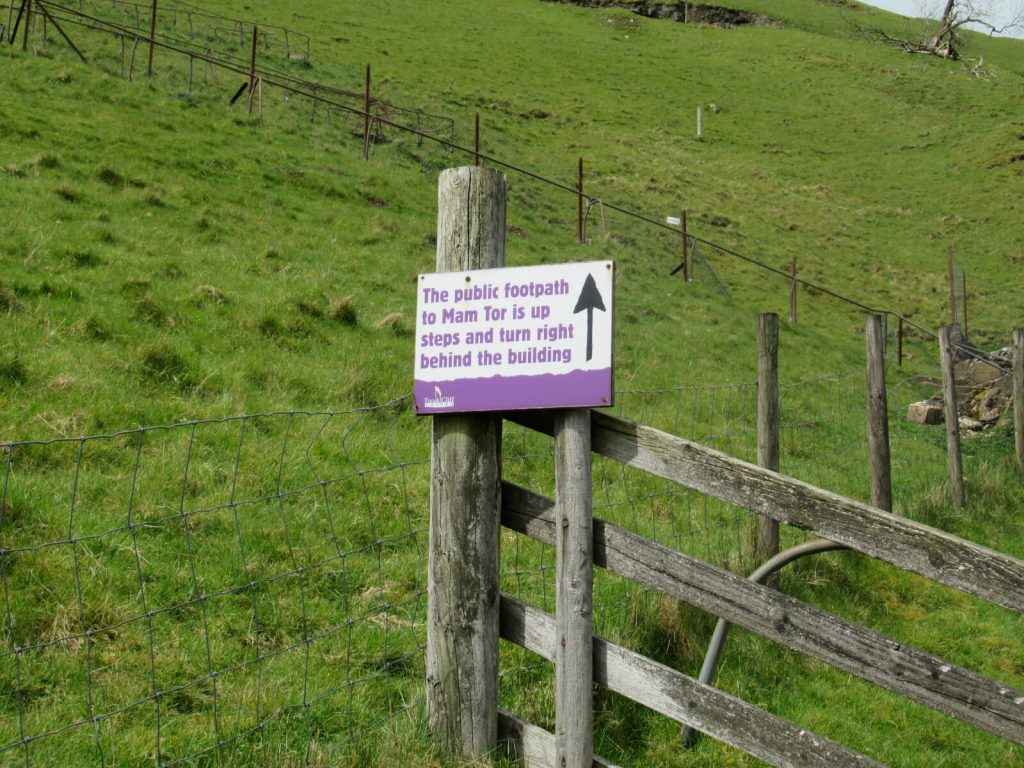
(414, 260), (614, 414)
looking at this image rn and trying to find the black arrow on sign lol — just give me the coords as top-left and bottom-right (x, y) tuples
(573, 273), (606, 362)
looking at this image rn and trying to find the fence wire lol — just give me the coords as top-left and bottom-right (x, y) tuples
(1, 359), (982, 766)
(0, 399), (430, 767)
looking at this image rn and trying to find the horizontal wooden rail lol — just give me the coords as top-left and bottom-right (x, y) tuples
(501, 482), (1024, 744)
(500, 595), (885, 768)
(497, 710), (618, 768)
(507, 411), (1024, 613)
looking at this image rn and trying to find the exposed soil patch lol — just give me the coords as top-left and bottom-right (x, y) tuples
(549, 1), (778, 28)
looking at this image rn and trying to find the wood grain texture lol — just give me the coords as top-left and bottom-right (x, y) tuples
(500, 595), (885, 768)
(554, 409), (593, 768)
(1014, 329), (1023, 473)
(506, 410), (1024, 613)
(865, 315), (892, 512)
(425, 167), (507, 756)
(756, 312), (781, 566)
(501, 482), (1024, 743)
(939, 325), (965, 507)
(498, 710), (619, 768)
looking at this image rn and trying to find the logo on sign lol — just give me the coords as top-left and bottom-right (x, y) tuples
(423, 386), (455, 410)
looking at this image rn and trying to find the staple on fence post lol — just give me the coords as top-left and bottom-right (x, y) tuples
(1014, 328), (1024, 473)
(939, 325), (966, 507)
(425, 166), (506, 758)
(555, 408), (594, 768)
(865, 315), (893, 512)
(146, 0), (156, 77)
(755, 313), (780, 575)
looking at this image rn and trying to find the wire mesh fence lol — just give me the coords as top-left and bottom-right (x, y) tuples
(1, 355), (987, 765)
(1, 399), (430, 767)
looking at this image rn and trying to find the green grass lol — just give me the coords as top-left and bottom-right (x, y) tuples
(1, 1), (1023, 765)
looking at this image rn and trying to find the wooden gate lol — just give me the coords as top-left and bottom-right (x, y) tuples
(423, 166), (1024, 767)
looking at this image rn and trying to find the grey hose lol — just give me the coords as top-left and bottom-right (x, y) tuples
(682, 537), (849, 748)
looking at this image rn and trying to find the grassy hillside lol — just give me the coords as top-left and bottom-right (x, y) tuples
(1, 1), (1023, 766)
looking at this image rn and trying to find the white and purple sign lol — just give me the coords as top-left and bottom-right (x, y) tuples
(414, 261), (615, 414)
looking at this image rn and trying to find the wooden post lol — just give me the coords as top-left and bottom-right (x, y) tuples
(696, 106), (703, 139)
(146, 0), (156, 77)
(577, 157), (584, 245)
(1014, 328), (1024, 473)
(947, 244), (956, 326)
(685, 217), (693, 284)
(247, 24), (257, 115)
(680, 210), (689, 283)
(789, 259), (797, 324)
(425, 166), (506, 757)
(473, 112), (480, 167)
(865, 315), (893, 512)
(897, 316), (904, 368)
(555, 409), (593, 768)
(22, 0), (29, 51)
(257, 76), (263, 127)
(6, 1), (14, 45)
(755, 313), (780, 568)
(363, 64), (371, 161)
(939, 326), (965, 507)
(127, 35), (138, 81)
(8, 0), (22, 46)
(962, 271), (968, 338)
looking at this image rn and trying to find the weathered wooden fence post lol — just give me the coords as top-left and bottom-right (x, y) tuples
(789, 259), (797, 324)
(22, 0), (30, 51)
(363, 64), (372, 160)
(577, 157), (584, 245)
(247, 24), (258, 116)
(865, 315), (892, 512)
(555, 409), (593, 768)
(938, 325), (965, 507)
(425, 166), (506, 757)
(146, 0), (157, 77)
(755, 312), (780, 567)
(1014, 328), (1024, 473)
(897, 316), (904, 368)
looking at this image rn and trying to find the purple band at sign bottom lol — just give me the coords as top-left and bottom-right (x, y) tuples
(414, 368), (613, 414)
